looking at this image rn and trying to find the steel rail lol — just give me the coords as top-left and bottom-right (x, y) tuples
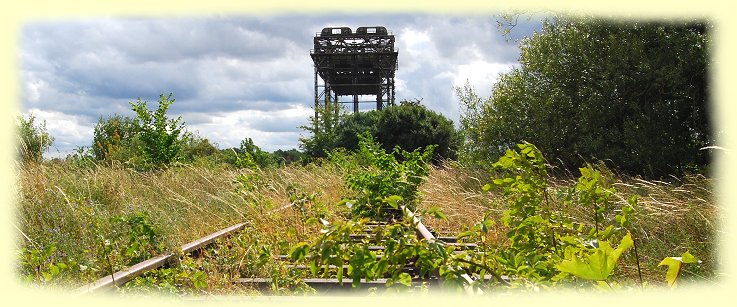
(402, 206), (483, 295)
(75, 222), (248, 295)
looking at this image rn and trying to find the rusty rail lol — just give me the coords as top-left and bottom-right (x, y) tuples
(76, 222), (248, 294)
(402, 206), (482, 295)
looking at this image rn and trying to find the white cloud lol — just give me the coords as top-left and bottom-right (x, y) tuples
(188, 104), (312, 151)
(23, 108), (94, 157)
(453, 59), (516, 97)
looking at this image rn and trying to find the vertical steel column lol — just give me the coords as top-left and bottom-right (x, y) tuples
(314, 65), (319, 120)
(353, 95), (359, 113)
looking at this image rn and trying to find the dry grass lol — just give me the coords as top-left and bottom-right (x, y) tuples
(14, 160), (350, 286)
(15, 158), (720, 289)
(418, 164), (720, 284)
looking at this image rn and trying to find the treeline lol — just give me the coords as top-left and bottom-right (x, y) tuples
(17, 94), (305, 170)
(16, 95), (458, 171)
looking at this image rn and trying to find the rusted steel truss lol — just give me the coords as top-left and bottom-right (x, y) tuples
(311, 26), (398, 117)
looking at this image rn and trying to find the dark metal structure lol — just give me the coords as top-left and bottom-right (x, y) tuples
(310, 26), (398, 117)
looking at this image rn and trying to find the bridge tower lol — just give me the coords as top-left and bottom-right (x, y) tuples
(310, 26), (398, 119)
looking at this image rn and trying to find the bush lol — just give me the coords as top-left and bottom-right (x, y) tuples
(92, 114), (140, 163)
(333, 104), (460, 163)
(16, 113), (54, 163)
(375, 104), (460, 163)
(179, 132), (220, 163)
(130, 93), (185, 167)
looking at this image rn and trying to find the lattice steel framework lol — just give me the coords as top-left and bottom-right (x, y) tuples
(311, 26), (398, 118)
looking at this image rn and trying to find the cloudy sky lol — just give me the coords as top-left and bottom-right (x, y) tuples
(19, 13), (541, 157)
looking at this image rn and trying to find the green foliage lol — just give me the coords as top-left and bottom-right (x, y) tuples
(130, 93), (185, 167)
(124, 255), (208, 294)
(458, 17), (711, 177)
(333, 110), (380, 152)
(659, 251), (699, 288)
(179, 132), (220, 162)
(299, 96), (345, 159)
(447, 142), (655, 290)
(556, 233), (633, 282)
(110, 211), (162, 265)
(490, 143), (552, 254)
(291, 217), (446, 289)
(375, 104), (460, 163)
(343, 133), (435, 219)
(272, 148), (306, 165)
(16, 113), (54, 163)
(566, 163), (616, 236)
(238, 138), (279, 168)
(92, 114), (140, 163)
(218, 138), (281, 169)
(334, 104), (460, 163)
(18, 243), (80, 284)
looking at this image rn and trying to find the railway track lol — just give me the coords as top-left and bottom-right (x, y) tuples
(76, 205), (483, 295)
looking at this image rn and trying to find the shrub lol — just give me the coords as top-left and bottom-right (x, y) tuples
(343, 133), (435, 219)
(92, 114), (140, 163)
(179, 132), (219, 162)
(130, 93), (185, 167)
(375, 104), (460, 163)
(333, 103), (460, 163)
(16, 113), (54, 163)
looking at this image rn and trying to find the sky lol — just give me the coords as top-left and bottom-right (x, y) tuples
(18, 13), (542, 157)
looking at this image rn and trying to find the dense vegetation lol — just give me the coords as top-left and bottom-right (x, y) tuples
(300, 98), (460, 163)
(458, 17), (712, 178)
(13, 15), (719, 296)
(15, 113), (54, 164)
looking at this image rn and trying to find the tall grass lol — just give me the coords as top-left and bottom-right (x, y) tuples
(14, 157), (719, 289)
(418, 163), (719, 284)
(14, 159), (349, 287)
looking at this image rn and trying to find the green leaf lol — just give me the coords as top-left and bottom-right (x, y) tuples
(48, 264), (59, 276)
(289, 242), (310, 261)
(658, 257), (683, 287)
(384, 195), (403, 209)
(192, 271), (208, 289)
(658, 251), (699, 288)
(681, 251), (698, 264)
(426, 207), (448, 220)
(397, 272), (412, 287)
(556, 233), (633, 281)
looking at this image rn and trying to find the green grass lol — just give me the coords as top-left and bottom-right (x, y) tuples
(418, 163), (720, 285)
(13, 158), (720, 292)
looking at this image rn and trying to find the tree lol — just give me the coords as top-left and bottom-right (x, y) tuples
(299, 96), (345, 159)
(374, 104), (459, 162)
(331, 103), (460, 163)
(16, 113), (54, 163)
(459, 17), (711, 177)
(130, 93), (185, 167)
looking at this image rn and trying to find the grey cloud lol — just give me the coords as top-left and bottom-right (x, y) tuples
(21, 13), (535, 156)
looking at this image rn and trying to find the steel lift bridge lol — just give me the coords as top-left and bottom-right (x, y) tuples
(310, 26), (398, 119)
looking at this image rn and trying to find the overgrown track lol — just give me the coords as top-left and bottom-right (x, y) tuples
(76, 222), (248, 294)
(77, 205), (482, 295)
